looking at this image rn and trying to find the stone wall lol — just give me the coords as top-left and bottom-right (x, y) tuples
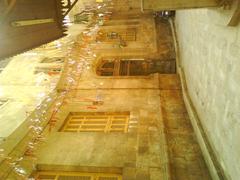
(175, 8), (240, 180)
(36, 75), (169, 180)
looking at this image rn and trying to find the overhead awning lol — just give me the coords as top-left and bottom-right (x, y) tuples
(0, 0), (67, 60)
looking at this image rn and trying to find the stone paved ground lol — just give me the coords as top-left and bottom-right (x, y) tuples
(175, 6), (240, 180)
(159, 75), (212, 180)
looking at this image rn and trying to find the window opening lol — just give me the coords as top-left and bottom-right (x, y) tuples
(61, 112), (129, 133)
(35, 171), (122, 180)
(96, 28), (136, 42)
(97, 59), (175, 76)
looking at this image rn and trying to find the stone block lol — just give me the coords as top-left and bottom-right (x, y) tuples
(123, 167), (136, 180)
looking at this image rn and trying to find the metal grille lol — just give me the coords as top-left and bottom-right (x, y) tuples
(107, 29), (136, 41)
(120, 29), (136, 41)
(36, 172), (122, 180)
(62, 112), (129, 133)
(97, 29), (136, 42)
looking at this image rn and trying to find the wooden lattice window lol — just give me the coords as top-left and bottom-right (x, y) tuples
(61, 112), (129, 133)
(35, 171), (122, 180)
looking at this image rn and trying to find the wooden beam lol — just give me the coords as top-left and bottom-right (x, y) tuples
(63, 0), (80, 17)
(0, 0), (66, 60)
(228, 0), (240, 26)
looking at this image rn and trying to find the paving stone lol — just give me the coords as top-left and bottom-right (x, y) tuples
(160, 86), (211, 179)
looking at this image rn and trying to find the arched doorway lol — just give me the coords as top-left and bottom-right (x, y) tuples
(96, 58), (175, 76)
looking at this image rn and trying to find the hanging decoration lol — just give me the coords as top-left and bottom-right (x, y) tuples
(0, 0), (113, 179)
